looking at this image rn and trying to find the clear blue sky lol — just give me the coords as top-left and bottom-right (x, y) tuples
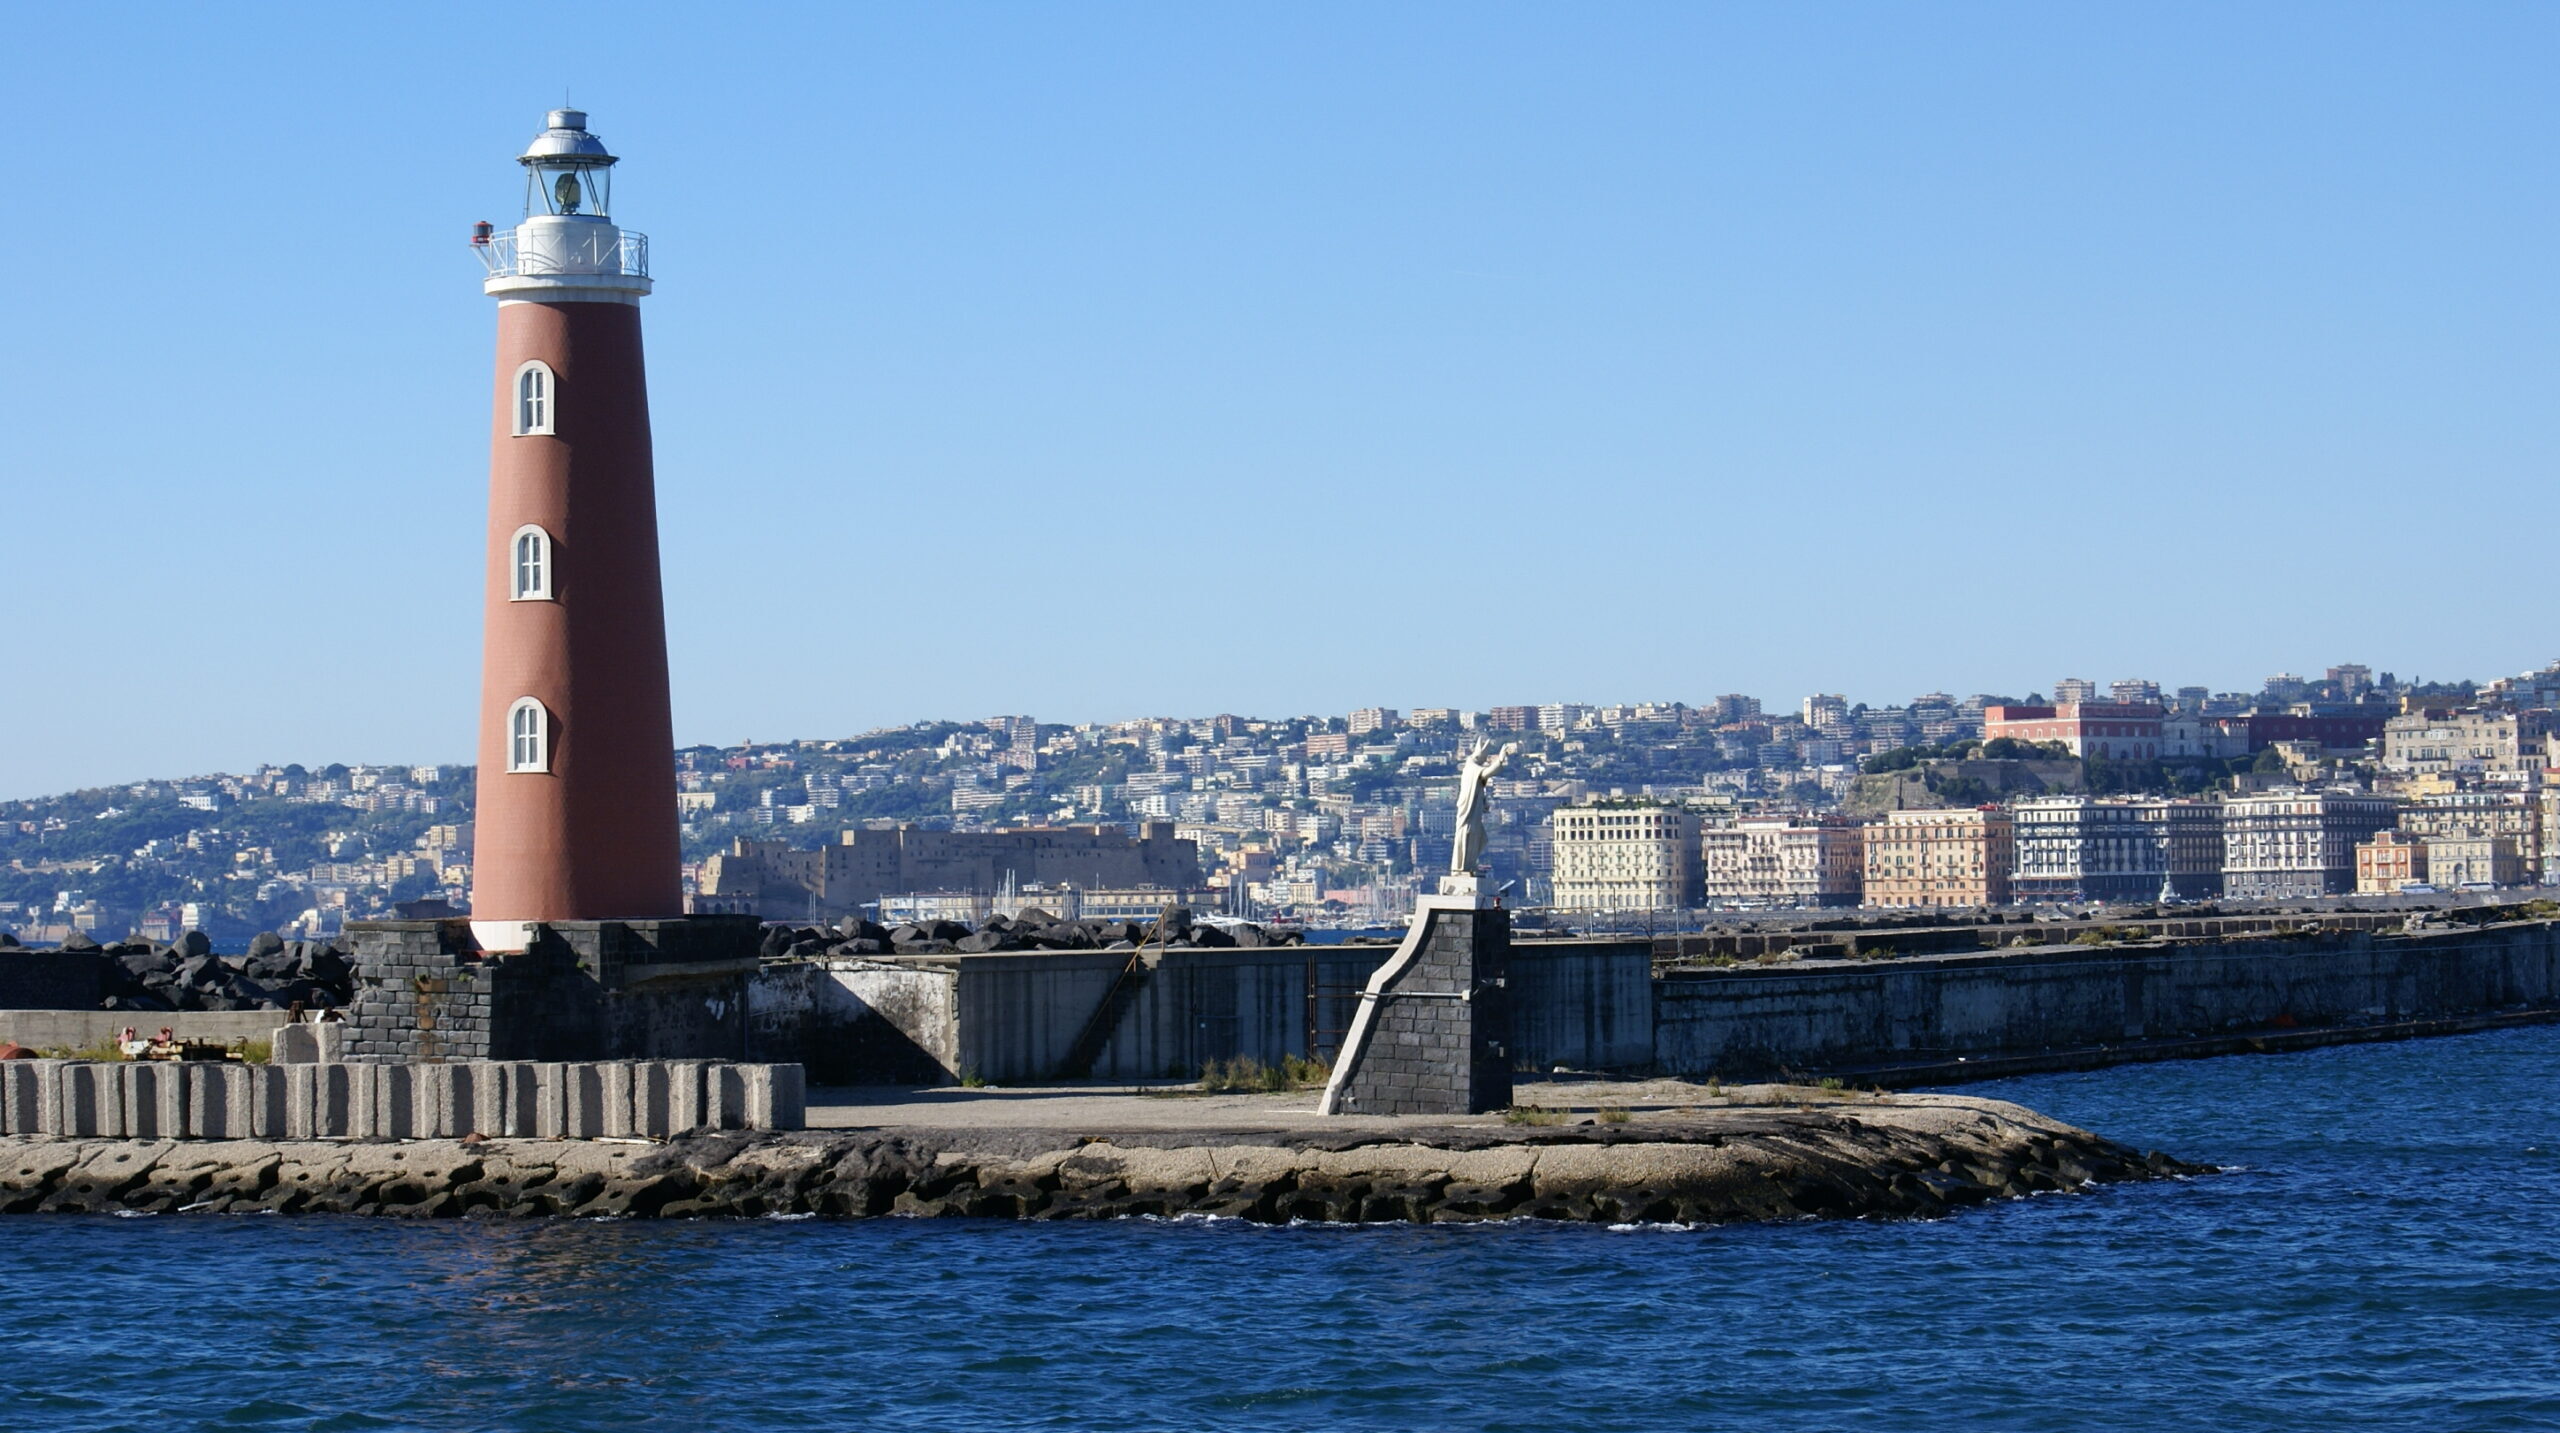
(3, 3), (2553, 799)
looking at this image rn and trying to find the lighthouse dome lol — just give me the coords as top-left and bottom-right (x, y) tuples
(520, 110), (616, 167)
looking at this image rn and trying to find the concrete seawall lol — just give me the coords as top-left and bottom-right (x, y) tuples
(1657, 920), (2560, 1081)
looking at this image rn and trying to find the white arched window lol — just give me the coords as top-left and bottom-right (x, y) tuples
(507, 697), (551, 773)
(513, 360), (555, 436)
(509, 524), (554, 601)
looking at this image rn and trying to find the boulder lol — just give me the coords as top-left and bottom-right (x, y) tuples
(174, 930), (213, 959)
(1232, 924), (1269, 948)
(1190, 925), (1236, 949)
(245, 932), (286, 963)
(1159, 907), (1195, 938)
(0, 932), (18, 948)
(757, 926), (795, 961)
(953, 931), (1016, 954)
(61, 930), (100, 952)
(178, 954), (226, 989)
(927, 920), (972, 942)
(888, 924), (928, 946)
(305, 948), (352, 987)
(1015, 908), (1059, 927)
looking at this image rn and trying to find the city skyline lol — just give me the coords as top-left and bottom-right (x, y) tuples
(0, 649), (2525, 805)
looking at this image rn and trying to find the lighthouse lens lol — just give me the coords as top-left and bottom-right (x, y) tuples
(553, 171), (583, 215)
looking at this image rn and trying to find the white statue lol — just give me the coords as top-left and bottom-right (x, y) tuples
(1450, 740), (1519, 875)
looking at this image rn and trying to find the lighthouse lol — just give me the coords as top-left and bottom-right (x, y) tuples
(465, 109), (681, 950)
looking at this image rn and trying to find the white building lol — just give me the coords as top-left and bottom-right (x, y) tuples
(1548, 802), (1699, 912)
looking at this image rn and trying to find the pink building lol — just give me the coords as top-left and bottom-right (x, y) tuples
(1982, 702), (2165, 760)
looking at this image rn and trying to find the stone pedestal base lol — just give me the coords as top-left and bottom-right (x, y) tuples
(1318, 894), (1511, 1116)
(341, 916), (762, 1064)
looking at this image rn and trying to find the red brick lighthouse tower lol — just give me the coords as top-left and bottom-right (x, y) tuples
(465, 109), (680, 950)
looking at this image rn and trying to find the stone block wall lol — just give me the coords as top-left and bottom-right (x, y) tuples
(1322, 903), (1511, 1116)
(343, 917), (759, 1064)
(0, 1058), (804, 1138)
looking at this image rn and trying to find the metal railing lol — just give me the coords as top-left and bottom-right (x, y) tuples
(473, 228), (650, 280)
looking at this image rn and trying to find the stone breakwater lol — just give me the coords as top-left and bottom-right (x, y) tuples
(0, 1095), (2199, 1223)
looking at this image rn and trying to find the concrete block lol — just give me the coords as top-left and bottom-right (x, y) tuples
(124, 1061), (184, 1139)
(64, 1063), (124, 1138)
(709, 1063), (749, 1130)
(378, 1063), (416, 1139)
(184, 1064), (248, 1139)
(274, 1025), (321, 1065)
(470, 1063), (509, 1138)
(633, 1062), (672, 1139)
(496, 1062), (540, 1137)
(416, 1064), (459, 1139)
(284, 1063), (319, 1139)
(667, 1061), (708, 1133)
(601, 1063), (636, 1138)
(562, 1064), (607, 1139)
(766, 1064), (806, 1131)
(250, 1065), (287, 1139)
(529, 1063), (570, 1138)
(315, 1023), (346, 1063)
(739, 1065), (774, 1130)
(315, 1063), (356, 1139)
(0, 1062), (46, 1135)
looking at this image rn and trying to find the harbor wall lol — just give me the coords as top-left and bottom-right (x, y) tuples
(1653, 920), (2560, 1080)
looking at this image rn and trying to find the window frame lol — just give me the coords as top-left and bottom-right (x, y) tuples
(507, 697), (552, 774)
(512, 360), (556, 437)
(509, 524), (555, 602)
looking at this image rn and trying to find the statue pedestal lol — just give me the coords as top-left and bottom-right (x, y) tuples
(1435, 873), (1491, 905)
(1316, 888), (1510, 1117)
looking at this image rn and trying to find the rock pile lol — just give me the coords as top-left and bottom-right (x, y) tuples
(92, 931), (354, 1014)
(0, 1096), (2205, 1222)
(759, 907), (1306, 961)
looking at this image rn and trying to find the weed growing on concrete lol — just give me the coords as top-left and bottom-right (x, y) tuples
(1817, 1076), (1847, 1091)
(1596, 1106), (1631, 1124)
(38, 1040), (125, 1062)
(1705, 1075), (1724, 1096)
(235, 1039), (272, 1066)
(959, 1068), (988, 1088)
(1504, 1105), (1565, 1126)
(1199, 1055), (1331, 1093)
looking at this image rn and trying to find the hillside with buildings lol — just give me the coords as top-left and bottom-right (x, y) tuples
(8, 659), (2559, 942)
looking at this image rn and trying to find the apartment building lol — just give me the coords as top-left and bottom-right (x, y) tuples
(1700, 818), (1863, 908)
(1548, 801), (1700, 912)
(2011, 797), (2225, 903)
(2221, 792), (2399, 900)
(2381, 709), (2557, 776)
(1863, 807), (2013, 909)
(2399, 791), (2541, 874)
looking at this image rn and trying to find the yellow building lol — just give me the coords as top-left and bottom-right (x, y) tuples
(1863, 807), (2013, 908)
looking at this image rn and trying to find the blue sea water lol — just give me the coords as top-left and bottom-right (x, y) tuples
(6, 1028), (2560, 1432)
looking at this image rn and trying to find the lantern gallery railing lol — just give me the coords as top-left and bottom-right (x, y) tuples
(472, 228), (650, 280)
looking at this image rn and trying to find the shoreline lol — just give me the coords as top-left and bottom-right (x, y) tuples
(0, 1088), (2200, 1224)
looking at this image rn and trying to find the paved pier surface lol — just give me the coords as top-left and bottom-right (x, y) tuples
(803, 1077), (1908, 1132)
